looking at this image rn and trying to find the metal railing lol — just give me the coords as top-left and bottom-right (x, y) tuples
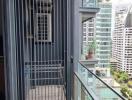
(73, 62), (126, 100)
(24, 63), (65, 100)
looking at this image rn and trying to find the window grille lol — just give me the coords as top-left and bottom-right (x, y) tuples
(35, 0), (53, 42)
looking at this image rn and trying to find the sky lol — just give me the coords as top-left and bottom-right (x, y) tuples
(112, 0), (132, 7)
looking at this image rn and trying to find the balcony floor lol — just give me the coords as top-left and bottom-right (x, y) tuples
(26, 85), (66, 100)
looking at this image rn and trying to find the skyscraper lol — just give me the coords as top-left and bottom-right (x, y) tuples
(112, 5), (132, 76)
(95, 0), (112, 68)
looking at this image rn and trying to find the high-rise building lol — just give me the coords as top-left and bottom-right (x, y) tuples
(95, 0), (112, 68)
(112, 5), (132, 76)
(82, 18), (95, 59)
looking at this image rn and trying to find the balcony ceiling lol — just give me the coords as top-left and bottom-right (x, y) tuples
(79, 7), (100, 22)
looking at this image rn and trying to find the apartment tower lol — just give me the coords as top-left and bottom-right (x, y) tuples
(82, 18), (95, 59)
(112, 5), (132, 76)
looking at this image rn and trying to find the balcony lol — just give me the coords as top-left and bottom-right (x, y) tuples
(74, 62), (125, 100)
(24, 62), (66, 100)
(80, 0), (100, 22)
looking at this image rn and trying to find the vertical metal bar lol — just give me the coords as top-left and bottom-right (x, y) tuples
(35, 0), (38, 99)
(50, 0), (54, 98)
(53, 0), (56, 100)
(49, 0), (51, 99)
(17, 0), (23, 99)
(25, 0), (28, 99)
(56, 0), (59, 100)
(8, 0), (18, 99)
(40, 0), (42, 100)
(33, 0), (37, 100)
(29, 0), (34, 99)
(41, 1), (44, 100)
(59, 0), (63, 99)
(63, 0), (66, 99)
(21, 0), (26, 99)
(33, 0), (36, 100)
(43, 1), (46, 99)
(19, 1), (23, 99)
(1, 0), (9, 100)
(66, 0), (72, 99)
(14, 0), (19, 99)
(58, 0), (61, 99)
(47, 1), (50, 100)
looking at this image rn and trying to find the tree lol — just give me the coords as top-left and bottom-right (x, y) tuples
(120, 72), (129, 83)
(128, 81), (132, 88)
(121, 85), (128, 97)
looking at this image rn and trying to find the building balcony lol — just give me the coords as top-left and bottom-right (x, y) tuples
(80, 0), (100, 22)
(73, 62), (125, 100)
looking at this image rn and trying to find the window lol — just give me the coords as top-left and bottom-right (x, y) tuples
(88, 33), (94, 36)
(83, 37), (86, 41)
(100, 9), (111, 13)
(36, 0), (53, 42)
(100, 47), (109, 50)
(88, 38), (93, 41)
(100, 60), (108, 63)
(83, 32), (86, 36)
(100, 51), (109, 54)
(100, 4), (112, 8)
(97, 14), (111, 18)
(89, 24), (94, 27)
(96, 28), (111, 32)
(96, 23), (111, 27)
(83, 23), (86, 27)
(100, 33), (111, 36)
(83, 28), (86, 32)
(89, 28), (94, 32)
(97, 19), (111, 22)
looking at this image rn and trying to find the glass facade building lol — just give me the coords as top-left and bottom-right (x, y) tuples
(95, 0), (112, 68)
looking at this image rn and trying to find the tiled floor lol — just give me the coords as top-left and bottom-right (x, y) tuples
(26, 85), (66, 100)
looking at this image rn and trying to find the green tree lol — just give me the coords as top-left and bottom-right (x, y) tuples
(120, 72), (129, 83)
(121, 85), (128, 97)
(128, 81), (132, 88)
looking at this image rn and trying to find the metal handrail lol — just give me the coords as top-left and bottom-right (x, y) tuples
(79, 61), (126, 100)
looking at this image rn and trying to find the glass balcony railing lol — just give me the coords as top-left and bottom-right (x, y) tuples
(74, 62), (125, 100)
(74, 74), (94, 100)
(82, 0), (98, 8)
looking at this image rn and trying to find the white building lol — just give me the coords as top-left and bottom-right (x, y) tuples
(82, 18), (95, 58)
(112, 5), (132, 76)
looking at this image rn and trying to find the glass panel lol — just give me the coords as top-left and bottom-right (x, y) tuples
(82, 0), (98, 8)
(74, 62), (126, 100)
(74, 75), (93, 100)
